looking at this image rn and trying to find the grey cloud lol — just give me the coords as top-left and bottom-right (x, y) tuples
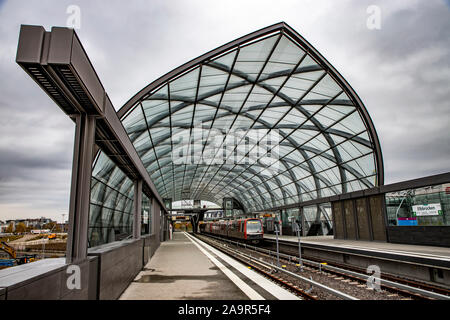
(0, 0), (448, 220)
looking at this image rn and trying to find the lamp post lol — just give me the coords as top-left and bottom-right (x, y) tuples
(274, 220), (280, 268)
(295, 218), (303, 272)
(61, 213), (66, 232)
(41, 221), (57, 259)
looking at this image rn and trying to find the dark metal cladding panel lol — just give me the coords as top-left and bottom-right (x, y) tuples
(16, 25), (45, 64)
(87, 256), (99, 300)
(356, 198), (371, 240)
(387, 226), (450, 247)
(369, 195), (387, 241)
(332, 201), (344, 239)
(70, 34), (105, 115)
(363, 187), (380, 196)
(47, 27), (73, 65)
(344, 199), (356, 239)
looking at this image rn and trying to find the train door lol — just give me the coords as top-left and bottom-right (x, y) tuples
(239, 220), (244, 240)
(267, 218), (274, 232)
(238, 220), (242, 239)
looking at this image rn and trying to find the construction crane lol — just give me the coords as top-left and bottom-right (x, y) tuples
(0, 241), (36, 266)
(0, 241), (16, 259)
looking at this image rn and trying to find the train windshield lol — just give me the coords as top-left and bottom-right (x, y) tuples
(246, 220), (262, 233)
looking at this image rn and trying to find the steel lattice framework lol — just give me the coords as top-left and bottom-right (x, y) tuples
(112, 22), (384, 212)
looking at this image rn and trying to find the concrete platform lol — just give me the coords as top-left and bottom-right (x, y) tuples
(119, 232), (299, 300)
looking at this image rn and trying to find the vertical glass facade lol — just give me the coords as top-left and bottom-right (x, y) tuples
(141, 193), (152, 235)
(89, 152), (134, 247)
(280, 205), (332, 235)
(386, 183), (450, 227)
(319, 203), (333, 234)
(224, 198), (233, 217)
(281, 207), (299, 228)
(302, 205), (317, 235)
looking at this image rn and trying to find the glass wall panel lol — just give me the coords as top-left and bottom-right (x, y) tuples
(88, 152), (134, 248)
(386, 183), (450, 227)
(141, 193), (152, 235)
(319, 203), (333, 235)
(281, 207), (300, 228)
(303, 205), (318, 234)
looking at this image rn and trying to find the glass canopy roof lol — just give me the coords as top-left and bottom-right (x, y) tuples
(116, 23), (383, 212)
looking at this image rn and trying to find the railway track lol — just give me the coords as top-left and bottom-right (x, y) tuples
(197, 233), (450, 300)
(263, 238), (450, 300)
(192, 233), (359, 300)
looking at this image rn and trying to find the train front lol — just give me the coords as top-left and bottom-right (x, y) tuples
(245, 219), (264, 244)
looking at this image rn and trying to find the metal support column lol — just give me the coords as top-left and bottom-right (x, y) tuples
(152, 198), (159, 237)
(366, 197), (374, 241)
(295, 220), (303, 271)
(315, 204), (321, 223)
(133, 180), (143, 239)
(66, 114), (96, 264)
(158, 204), (164, 242)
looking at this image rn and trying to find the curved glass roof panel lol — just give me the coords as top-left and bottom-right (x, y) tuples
(117, 23), (383, 212)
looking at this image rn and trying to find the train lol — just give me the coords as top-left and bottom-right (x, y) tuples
(199, 218), (264, 244)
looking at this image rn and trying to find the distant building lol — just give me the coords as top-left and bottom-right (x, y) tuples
(5, 220), (16, 231)
(1, 217), (55, 232)
(58, 222), (69, 233)
(0, 221), (9, 233)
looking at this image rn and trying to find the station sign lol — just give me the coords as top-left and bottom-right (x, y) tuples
(397, 217), (418, 226)
(412, 203), (442, 216)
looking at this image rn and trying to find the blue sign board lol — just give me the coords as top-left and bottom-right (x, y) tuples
(397, 218), (418, 226)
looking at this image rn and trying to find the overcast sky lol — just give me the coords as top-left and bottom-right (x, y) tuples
(0, 0), (449, 222)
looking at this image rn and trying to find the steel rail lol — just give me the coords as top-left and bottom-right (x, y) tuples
(202, 233), (450, 300)
(187, 233), (315, 300)
(195, 234), (358, 300)
(263, 238), (450, 299)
